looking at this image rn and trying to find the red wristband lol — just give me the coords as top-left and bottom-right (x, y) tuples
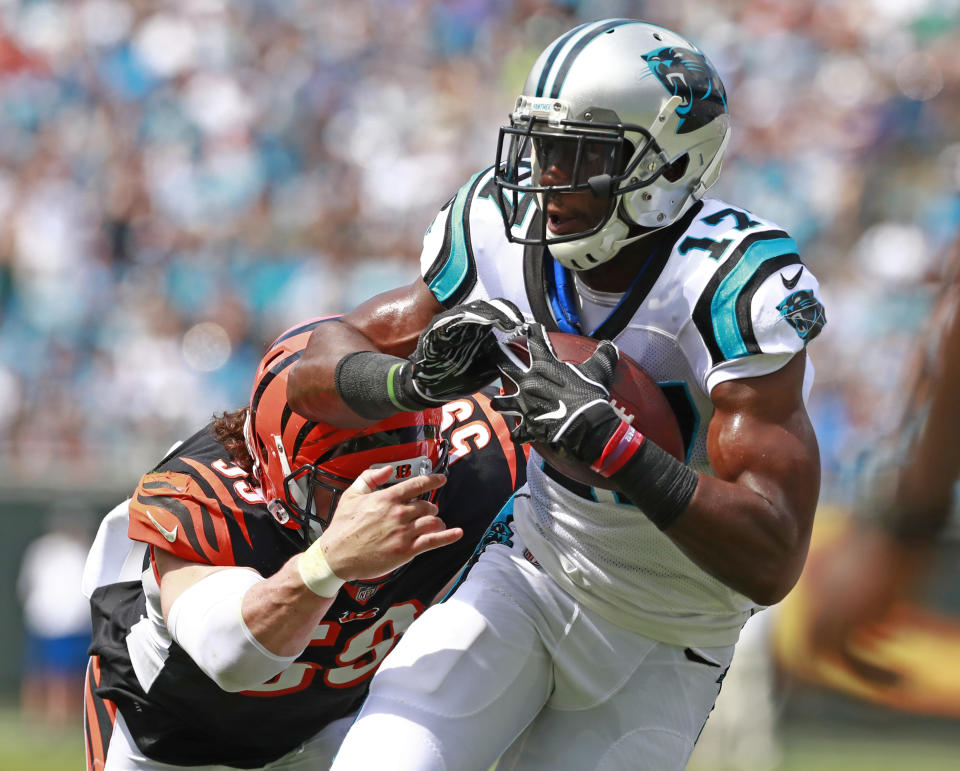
(590, 421), (646, 478)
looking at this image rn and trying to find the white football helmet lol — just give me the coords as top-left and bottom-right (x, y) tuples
(495, 19), (731, 270)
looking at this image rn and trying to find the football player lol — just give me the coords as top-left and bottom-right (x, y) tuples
(804, 249), (960, 670)
(81, 316), (525, 770)
(290, 19), (827, 771)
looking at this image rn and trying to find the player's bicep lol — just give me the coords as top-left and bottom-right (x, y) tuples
(287, 279), (444, 423)
(348, 278), (446, 357)
(707, 352), (820, 523)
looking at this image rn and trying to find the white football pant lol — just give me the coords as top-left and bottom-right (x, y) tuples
(331, 529), (734, 771)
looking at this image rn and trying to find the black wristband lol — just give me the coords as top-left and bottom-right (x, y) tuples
(610, 439), (699, 530)
(334, 351), (422, 420)
(568, 403), (623, 465)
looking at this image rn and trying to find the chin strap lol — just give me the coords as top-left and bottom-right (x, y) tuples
(551, 216), (663, 270)
(692, 126), (731, 201)
(607, 225), (656, 255)
(272, 433), (308, 511)
(649, 95), (684, 142)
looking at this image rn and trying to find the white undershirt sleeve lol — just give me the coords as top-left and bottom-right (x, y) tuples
(166, 567), (301, 693)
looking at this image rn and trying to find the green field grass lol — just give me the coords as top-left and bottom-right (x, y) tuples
(688, 721), (960, 771)
(0, 707), (84, 770)
(1, 704), (958, 771)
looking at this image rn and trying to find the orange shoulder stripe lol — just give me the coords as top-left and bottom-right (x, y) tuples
(473, 393), (525, 489)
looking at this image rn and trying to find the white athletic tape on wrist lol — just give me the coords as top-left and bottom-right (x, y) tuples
(167, 567), (299, 693)
(298, 541), (346, 598)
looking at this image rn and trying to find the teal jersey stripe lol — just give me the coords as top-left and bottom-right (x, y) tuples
(439, 494), (516, 602)
(428, 170), (484, 303)
(710, 236), (798, 360)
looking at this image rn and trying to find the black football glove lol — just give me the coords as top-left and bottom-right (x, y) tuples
(492, 323), (622, 463)
(398, 298), (525, 406)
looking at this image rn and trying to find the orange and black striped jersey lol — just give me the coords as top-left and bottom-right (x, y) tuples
(87, 392), (525, 768)
(127, 431), (287, 574)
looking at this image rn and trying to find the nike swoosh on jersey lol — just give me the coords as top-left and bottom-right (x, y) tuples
(781, 267), (803, 290)
(146, 511), (179, 543)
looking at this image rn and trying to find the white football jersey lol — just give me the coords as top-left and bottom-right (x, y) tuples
(419, 167), (826, 646)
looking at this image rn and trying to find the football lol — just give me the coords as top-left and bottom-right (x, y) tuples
(501, 331), (684, 490)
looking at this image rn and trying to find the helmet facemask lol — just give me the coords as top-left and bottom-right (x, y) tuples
(495, 97), (685, 270)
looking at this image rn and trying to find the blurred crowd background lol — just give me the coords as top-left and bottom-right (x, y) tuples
(0, 0), (957, 496)
(0, 0), (959, 765)
(0, 0), (960, 498)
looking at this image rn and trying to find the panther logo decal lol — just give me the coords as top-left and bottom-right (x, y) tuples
(642, 47), (727, 134)
(440, 510), (515, 602)
(482, 519), (514, 550)
(777, 290), (826, 342)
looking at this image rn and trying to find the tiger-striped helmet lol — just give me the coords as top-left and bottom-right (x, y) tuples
(246, 318), (447, 547)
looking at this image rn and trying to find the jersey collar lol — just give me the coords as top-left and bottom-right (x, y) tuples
(524, 202), (703, 340)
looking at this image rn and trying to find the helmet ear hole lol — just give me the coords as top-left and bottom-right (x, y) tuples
(662, 154), (689, 183)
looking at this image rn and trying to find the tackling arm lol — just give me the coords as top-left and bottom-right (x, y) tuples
(287, 279), (444, 428)
(155, 467), (455, 691)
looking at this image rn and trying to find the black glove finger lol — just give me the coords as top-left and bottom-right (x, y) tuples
(493, 338), (531, 384)
(490, 392), (523, 417)
(447, 300), (522, 335)
(426, 319), (488, 350)
(489, 298), (524, 329)
(469, 298), (524, 329)
(522, 323), (560, 366)
(512, 411), (552, 445)
(510, 420), (541, 446)
(576, 339), (619, 389)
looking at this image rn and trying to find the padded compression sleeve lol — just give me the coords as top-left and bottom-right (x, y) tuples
(335, 351), (420, 419)
(608, 435), (700, 531)
(167, 567), (300, 693)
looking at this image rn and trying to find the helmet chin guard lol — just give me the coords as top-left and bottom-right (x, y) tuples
(547, 216), (636, 271)
(494, 19), (730, 271)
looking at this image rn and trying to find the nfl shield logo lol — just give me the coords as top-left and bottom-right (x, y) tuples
(355, 585), (379, 603)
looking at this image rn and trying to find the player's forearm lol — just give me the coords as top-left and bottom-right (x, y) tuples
(162, 563), (330, 692)
(604, 435), (811, 605)
(241, 558), (339, 657)
(662, 474), (812, 606)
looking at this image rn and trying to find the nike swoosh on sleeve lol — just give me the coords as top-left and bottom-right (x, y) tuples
(781, 267), (803, 290)
(146, 511), (179, 543)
